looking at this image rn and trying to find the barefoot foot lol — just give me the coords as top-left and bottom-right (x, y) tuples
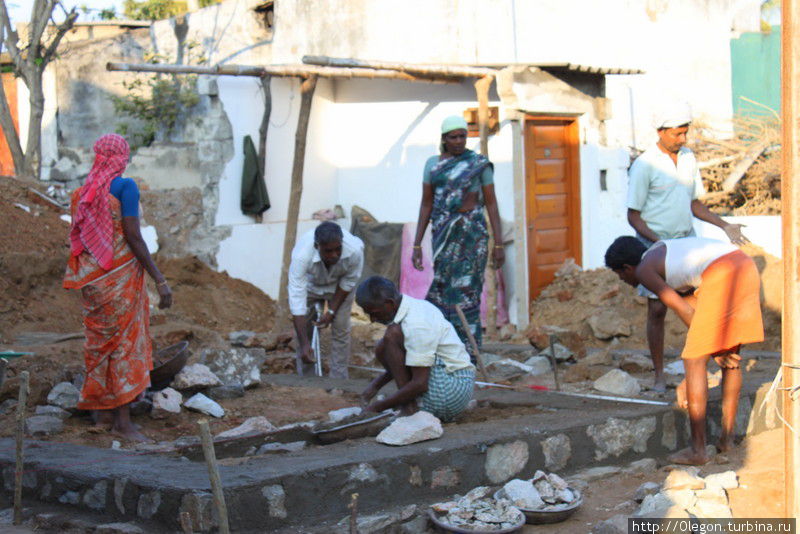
(668, 447), (711, 466)
(112, 426), (153, 443)
(92, 410), (114, 429)
(653, 375), (667, 394)
(717, 437), (736, 453)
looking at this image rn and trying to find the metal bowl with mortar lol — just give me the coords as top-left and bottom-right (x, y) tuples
(426, 508), (525, 533)
(493, 488), (583, 524)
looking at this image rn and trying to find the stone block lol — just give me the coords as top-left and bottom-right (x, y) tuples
(485, 440), (529, 483)
(620, 354), (655, 373)
(0, 399), (17, 415)
(704, 470), (738, 490)
(46, 382), (80, 410)
(569, 465), (622, 483)
(34, 405), (71, 420)
(408, 465), (422, 487)
(661, 412), (678, 450)
(635, 492), (689, 518)
(662, 488), (697, 510)
(198, 347), (266, 388)
(587, 416), (656, 461)
(587, 310), (631, 339)
(523, 356), (553, 375)
(82, 480), (108, 511)
(261, 484), (287, 518)
(541, 433), (571, 471)
(229, 330), (257, 346)
(183, 393), (224, 418)
(179, 492), (216, 532)
(583, 348), (613, 366)
(430, 466), (460, 488)
(664, 360), (685, 375)
(151, 387), (182, 419)
(376, 411), (442, 446)
(593, 369), (641, 396)
(25, 415), (64, 436)
(663, 468), (705, 491)
(215, 416), (276, 439)
(137, 491), (161, 519)
(172, 364), (222, 391)
(485, 358), (535, 381)
(502, 479), (544, 509)
(634, 481), (661, 503)
(688, 499), (732, 519)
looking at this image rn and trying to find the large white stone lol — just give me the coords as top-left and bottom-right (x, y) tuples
(151, 388), (182, 419)
(703, 470), (738, 490)
(183, 393), (225, 418)
(663, 468), (705, 491)
(634, 481), (661, 503)
(172, 364), (222, 391)
(47, 382), (80, 410)
(688, 498), (733, 519)
(376, 411), (442, 446)
(198, 348), (265, 389)
(523, 356), (553, 375)
(216, 416), (276, 439)
(485, 440), (529, 483)
(593, 369), (641, 396)
(502, 479), (544, 509)
(587, 416), (656, 460)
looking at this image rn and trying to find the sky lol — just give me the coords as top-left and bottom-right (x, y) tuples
(8, 0), (126, 24)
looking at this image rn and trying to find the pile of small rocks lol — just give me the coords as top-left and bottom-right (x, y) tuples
(431, 486), (522, 531)
(499, 470), (578, 511)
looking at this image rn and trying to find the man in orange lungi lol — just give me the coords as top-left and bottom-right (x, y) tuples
(605, 236), (763, 465)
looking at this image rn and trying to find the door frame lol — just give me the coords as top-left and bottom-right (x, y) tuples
(523, 114), (582, 303)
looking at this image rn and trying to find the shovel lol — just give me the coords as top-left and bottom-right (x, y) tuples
(312, 302), (324, 377)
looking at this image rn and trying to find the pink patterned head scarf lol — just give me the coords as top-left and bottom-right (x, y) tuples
(69, 134), (130, 270)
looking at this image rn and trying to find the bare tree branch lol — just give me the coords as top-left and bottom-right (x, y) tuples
(0, 0), (23, 71)
(43, 9), (77, 63)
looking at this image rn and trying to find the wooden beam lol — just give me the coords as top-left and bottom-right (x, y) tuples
(474, 74), (498, 340)
(782, 0), (800, 520)
(720, 140), (770, 192)
(277, 75), (318, 323)
(106, 62), (461, 83)
(302, 55), (496, 78)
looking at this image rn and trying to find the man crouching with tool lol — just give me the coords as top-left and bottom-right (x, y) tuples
(288, 221), (364, 378)
(357, 276), (475, 422)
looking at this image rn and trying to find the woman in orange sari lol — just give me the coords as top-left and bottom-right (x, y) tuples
(64, 134), (172, 442)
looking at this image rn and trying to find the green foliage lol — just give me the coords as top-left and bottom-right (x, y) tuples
(112, 75), (199, 148)
(123, 0), (187, 21)
(99, 7), (118, 20)
(111, 47), (205, 149)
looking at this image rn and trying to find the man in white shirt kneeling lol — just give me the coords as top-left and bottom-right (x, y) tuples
(357, 276), (475, 422)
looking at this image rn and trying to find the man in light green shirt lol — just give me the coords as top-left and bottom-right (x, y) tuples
(626, 101), (747, 392)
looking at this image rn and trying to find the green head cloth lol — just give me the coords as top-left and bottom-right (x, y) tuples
(441, 115), (468, 135)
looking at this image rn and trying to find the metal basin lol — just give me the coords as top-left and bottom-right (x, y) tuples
(150, 341), (190, 390)
(493, 488), (583, 524)
(427, 508), (525, 533)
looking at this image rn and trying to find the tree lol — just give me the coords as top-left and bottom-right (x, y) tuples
(0, 0), (78, 179)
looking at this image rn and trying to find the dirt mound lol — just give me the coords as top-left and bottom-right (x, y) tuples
(530, 249), (781, 354)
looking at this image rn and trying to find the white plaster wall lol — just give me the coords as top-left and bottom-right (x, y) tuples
(695, 216), (783, 259)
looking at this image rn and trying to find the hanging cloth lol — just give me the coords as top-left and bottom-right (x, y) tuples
(240, 135), (270, 217)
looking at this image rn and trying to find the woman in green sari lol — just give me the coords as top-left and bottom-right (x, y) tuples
(411, 116), (504, 360)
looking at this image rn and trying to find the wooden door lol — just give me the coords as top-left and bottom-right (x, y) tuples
(0, 71), (18, 176)
(524, 117), (581, 302)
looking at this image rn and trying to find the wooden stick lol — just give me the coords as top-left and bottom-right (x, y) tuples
(0, 358), (6, 391)
(106, 61), (460, 83)
(474, 74), (498, 341)
(13, 370), (29, 525)
(302, 55), (496, 78)
(197, 420), (230, 534)
(721, 139), (770, 192)
(348, 492), (359, 534)
(455, 304), (491, 382)
(255, 75), (272, 224)
(547, 335), (561, 391)
(276, 75), (318, 327)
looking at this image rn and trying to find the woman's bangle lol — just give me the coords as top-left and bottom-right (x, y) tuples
(494, 245), (504, 249)
(412, 245), (422, 249)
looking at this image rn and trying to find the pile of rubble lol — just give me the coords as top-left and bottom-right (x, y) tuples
(431, 486), (523, 531)
(499, 470), (579, 511)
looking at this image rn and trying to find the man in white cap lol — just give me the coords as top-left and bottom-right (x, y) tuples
(626, 100), (748, 393)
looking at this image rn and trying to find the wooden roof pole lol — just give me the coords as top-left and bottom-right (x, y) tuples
(277, 75), (318, 326)
(474, 74), (498, 341)
(106, 61), (461, 83)
(302, 55), (497, 78)
(781, 0), (800, 519)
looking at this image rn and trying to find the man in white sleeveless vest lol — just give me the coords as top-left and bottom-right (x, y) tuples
(605, 236), (763, 465)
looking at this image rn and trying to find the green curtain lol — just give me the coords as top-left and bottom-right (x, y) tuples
(240, 135), (270, 216)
